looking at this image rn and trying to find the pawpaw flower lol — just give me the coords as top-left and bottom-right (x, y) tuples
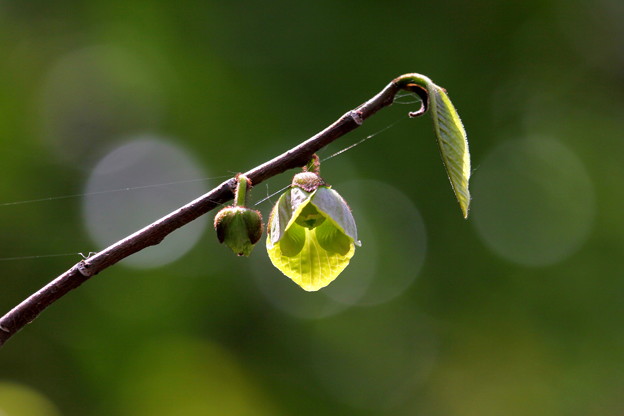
(214, 174), (263, 256)
(266, 171), (359, 291)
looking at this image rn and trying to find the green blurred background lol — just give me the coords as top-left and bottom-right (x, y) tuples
(1, 0), (623, 415)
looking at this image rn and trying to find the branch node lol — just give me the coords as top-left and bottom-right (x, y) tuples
(349, 110), (364, 125)
(227, 177), (238, 193)
(77, 261), (93, 277)
(0, 324), (9, 333)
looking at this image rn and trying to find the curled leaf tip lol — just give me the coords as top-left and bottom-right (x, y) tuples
(405, 83), (429, 118)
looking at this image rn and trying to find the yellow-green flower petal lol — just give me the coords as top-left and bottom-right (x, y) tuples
(266, 224), (355, 291)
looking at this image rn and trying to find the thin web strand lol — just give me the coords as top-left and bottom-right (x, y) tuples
(0, 252), (87, 262)
(393, 97), (422, 105)
(321, 118), (403, 162)
(2, 114), (407, 209)
(254, 117), (403, 205)
(393, 91), (422, 105)
(254, 184), (290, 206)
(0, 176), (230, 207)
(1, 115), (405, 261)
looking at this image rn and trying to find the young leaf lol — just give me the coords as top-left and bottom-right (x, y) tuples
(428, 84), (471, 218)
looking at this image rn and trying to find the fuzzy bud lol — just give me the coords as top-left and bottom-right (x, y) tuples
(214, 206), (263, 256)
(291, 172), (326, 192)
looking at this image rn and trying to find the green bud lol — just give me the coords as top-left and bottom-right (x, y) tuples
(214, 174), (263, 256)
(214, 206), (263, 256)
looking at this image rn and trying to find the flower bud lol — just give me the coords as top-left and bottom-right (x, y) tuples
(291, 171), (325, 192)
(214, 174), (263, 256)
(214, 206), (263, 256)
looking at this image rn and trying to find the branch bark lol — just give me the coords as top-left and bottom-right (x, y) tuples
(0, 73), (428, 347)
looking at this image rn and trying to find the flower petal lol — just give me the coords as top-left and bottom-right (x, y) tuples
(268, 191), (291, 246)
(266, 227), (355, 292)
(280, 223), (306, 257)
(311, 187), (358, 242)
(314, 219), (352, 256)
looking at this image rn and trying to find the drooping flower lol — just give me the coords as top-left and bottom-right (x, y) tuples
(266, 171), (359, 291)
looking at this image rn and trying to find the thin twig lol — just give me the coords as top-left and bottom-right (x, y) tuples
(0, 73), (428, 347)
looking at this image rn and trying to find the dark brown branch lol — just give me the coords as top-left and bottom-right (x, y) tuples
(0, 74), (427, 347)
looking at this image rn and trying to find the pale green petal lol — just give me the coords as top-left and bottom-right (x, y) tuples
(268, 188), (315, 246)
(280, 223), (306, 257)
(311, 187), (358, 242)
(290, 187), (312, 211)
(286, 188), (316, 230)
(268, 191), (293, 246)
(314, 219), (352, 256)
(266, 227), (355, 292)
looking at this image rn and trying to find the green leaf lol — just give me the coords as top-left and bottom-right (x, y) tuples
(428, 84), (471, 218)
(395, 73), (471, 218)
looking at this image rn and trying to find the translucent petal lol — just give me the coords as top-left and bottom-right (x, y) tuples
(314, 219), (352, 256)
(311, 187), (358, 242)
(266, 227), (355, 292)
(290, 187), (312, 210)
(268, 191), (293, 246)
(268, 188), (316, 246)
(280, 223), (306, 257)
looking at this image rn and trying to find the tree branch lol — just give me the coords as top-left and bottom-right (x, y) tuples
(0, 73), (429, 347)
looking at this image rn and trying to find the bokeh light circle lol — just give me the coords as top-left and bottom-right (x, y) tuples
(0, 381), (60, 416)
(82, 135), (208, 268)
(472, 137), (595, 266)
(325, 179), (427, 306)
(116, 337), (276, 416)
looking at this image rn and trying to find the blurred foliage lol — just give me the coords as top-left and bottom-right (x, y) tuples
(1, 0), (624, 415)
